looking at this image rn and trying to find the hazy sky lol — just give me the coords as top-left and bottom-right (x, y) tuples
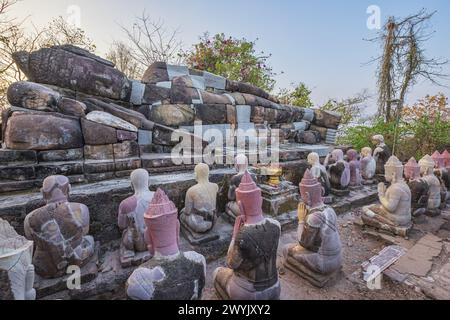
(7, 0), (450, 113)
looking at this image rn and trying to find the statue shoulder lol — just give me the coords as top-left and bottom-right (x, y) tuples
(119, 196), (138, 215)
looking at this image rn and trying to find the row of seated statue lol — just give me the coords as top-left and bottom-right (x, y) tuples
(4, 146), (448, 300)
(306, 134), (391, 202)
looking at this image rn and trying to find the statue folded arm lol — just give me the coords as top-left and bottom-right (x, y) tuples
(300, 214), (322, 251)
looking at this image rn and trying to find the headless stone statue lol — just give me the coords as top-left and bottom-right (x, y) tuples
(126, 189), (206, 300)
(283, 169), (342, 288)
(372, 135), (392, 176)
(432, 151), (450, 205)
(118, 169), (154, 267)
(347, 149), (362, 188)
(307, 152), (332, 203)
(0, 218), (35, 300)
(180, 163), (219, 235)
(360, 147), (376, 183)
(362, 156), (412, 237)
(324, 149), (350, 195)
(404, 157), (429, 217)
(226, 154), (257, 220)
(418, 155), (441, 216)
(24, 175), (95, 278)
(214, 172), (281, 300)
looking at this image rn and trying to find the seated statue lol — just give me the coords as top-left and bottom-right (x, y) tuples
(419, 155), (442, 216)
(307, 152), (332, 203)
(404, 157), (429, 217)
(362, 156), (412, 237)
(180, 163), (219, 236)
(324, 149), (350, 195)
(432, 151), (450, 205)
(372, 135), (392, 176)
(214, 172), (281, 300)
(24, 176), (95, 278)
(347, 149), (362, 187)
(0, 218), (35, 300)
(360, 147), (376, 183)
(443, 150), (450, 168)
(226, 154), (257, 220)
(118, 169), (154, 267)
(126, 189), (206, 300)
(283, 169), (342, 288)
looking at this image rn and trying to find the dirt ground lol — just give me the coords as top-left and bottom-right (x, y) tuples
(202, 208), (428, 300)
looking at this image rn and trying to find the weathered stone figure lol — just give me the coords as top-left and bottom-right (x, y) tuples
(118, 169), (155, 267)
(214, 172), (281, 300)
(226, 154), (257, 219)
(360, 147), (376, 182)
(362, 156), (412, 236)
(126, 189), (206, 300)
(418, 155), (441, 216)
(283, 169), (342, 287)
(347, 149), (362, 187)
(180, 163), (219, 234)
(307, 152), (331, 200)
(24, 176), (95, 278)
(404, 157), (429, 217)
(0, 219), (35, 300)
(324, 149), (350, 193)
(372, 135), (392, 175)
(432, 151), (450, 205)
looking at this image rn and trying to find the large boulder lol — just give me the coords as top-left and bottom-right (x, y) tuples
(148, 104), (195, 127)
(12, 45), (131, 101)
(7, 81), (60, 112)
(4, 112), (83, 150)
(313, 109), (342, 129)
(86, 111), (138, 132)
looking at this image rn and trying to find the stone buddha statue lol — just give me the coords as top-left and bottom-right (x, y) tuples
(362, 156), (412, 236)
(213, 172), (281, 300)
(443, 150), (450, 168)
(346, 149), (362, 188)
(404, 157), (429, 217)
(118, 169), (155, 267)
(419, 155), (442, 217)
(226, 154), (257, 220)
(432, 151), (450, 205)
(180, 163), (219, 234)
(360, 147), (376, 183)
(24, 176), (95, 278)
(283, 169), (342, 287)
(324, 149), (350, 195)
(0, 218), (36, 300)
(307, 152), (332, 202)
(126, 189), (206, 300)
(372, 135), (392, 176)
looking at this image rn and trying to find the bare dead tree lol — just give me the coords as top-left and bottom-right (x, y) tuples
(367, 9), (449, 122)
(106, 41), (141, 79)
(120, 10), (183, 71)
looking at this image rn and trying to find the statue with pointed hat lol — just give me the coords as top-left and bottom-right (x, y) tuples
(126, 188), (206, 300)
(225, 154), (257, 220)
(283, 169), (342, 288)
(213, 172), (281, 300)
(442, 150), (450, 168)
(419, 154), (442, 216)
(346, 149), (362, 188)
(24, 175), (95, 278)
(431, 151), (450, 206)
(118, 169), (154, 267)
(404, 157), (429, 217)
(362, 156), (412, 237)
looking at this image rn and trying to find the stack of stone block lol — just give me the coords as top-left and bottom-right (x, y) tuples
(0, 44), (342, 193)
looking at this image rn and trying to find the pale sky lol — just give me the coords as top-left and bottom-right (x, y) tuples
(7, 0), (450, 114)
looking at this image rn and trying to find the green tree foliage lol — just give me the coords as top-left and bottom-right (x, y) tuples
(277, 82), (313, 108)
(182, 33), (277, 92)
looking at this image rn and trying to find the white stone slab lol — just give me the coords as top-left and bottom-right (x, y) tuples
(236, 105), (251, 124)
(130, 81), (146, 106)
(293, 121), (309, 131)
(138, 130), (153, 145)
(156, 81), (172, 89)
(303, 108), (315, 122)
(167, 64), (189, 80)
(203, 71), (226, 90)
(87, 111), (138, 132)
(189, 75), (206, 91)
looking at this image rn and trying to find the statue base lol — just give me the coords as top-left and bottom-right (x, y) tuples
(119, 244), (152, 268)
(330, 188), (350, 197)
(361, 214), (412, 238)
(284, 253), (340, 288)
(260, 182), (299, 217)
(34, 242), (100, 299)
(180, 219), (220, 246)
